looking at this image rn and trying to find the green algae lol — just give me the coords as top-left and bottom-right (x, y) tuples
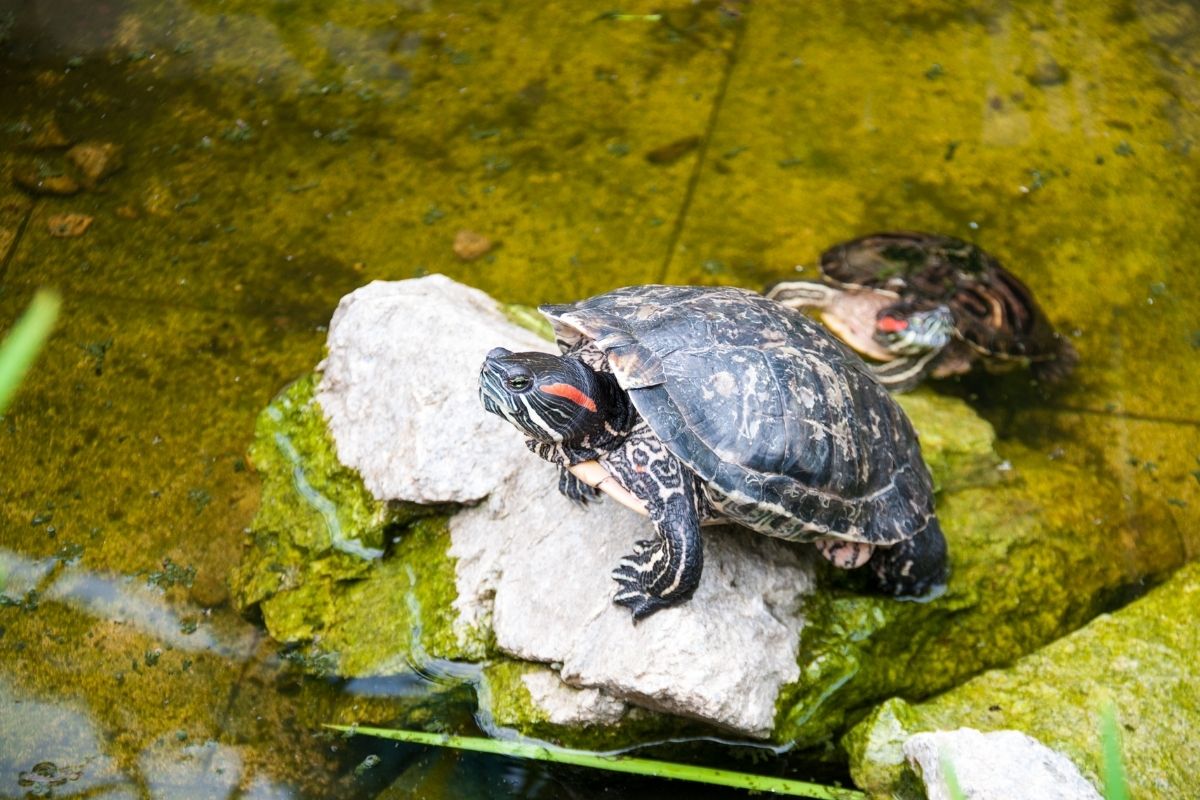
(895, 391), (1000, 493)
(231, 374), (483, 666)
(502, 303), (556, 343)
(231, 373), (392, 615)
(845, 560), (1200, 798)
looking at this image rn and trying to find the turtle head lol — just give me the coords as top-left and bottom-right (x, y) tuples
(873, 303), (955, 356)
(479, 347), (615, 444)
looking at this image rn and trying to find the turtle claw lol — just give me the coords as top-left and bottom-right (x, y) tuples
(613, 589), (673, 623)
(611, 565), (670, 622)
(610, 543), (683, 622)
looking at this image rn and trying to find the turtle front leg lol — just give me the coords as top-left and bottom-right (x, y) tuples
(869, 349), (941, 393)
(558, 468), (601, 506)
(611, 489), (703, 623)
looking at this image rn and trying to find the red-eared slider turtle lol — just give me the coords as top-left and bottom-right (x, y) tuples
(766, 232), (1079, 392)
(479, 285), (947, 621)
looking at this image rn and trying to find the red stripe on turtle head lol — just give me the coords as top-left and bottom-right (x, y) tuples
(539, 382), (598, 413)
(876, 315), (909, 333)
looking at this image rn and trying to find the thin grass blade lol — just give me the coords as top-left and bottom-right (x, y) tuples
(325, 724), (864, 799)
(0, 289), (61, 414)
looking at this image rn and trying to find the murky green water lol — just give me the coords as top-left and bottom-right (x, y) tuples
(1, 0), (1197, 797)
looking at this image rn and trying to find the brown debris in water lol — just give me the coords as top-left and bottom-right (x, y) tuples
(453, 229), (496, 260)
(66, 141), (125, 188)
(47, 213), (94, 237)
(645, 135), (702, 165)
(30, 119), (73, 150)
(12, 165), (81, 196)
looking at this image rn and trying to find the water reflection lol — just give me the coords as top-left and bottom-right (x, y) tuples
(0, 675), (135, 799)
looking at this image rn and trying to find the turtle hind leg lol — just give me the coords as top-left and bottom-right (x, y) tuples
(1030, 336), (1080, 384)
(867, 520), (949, 597)
(558, 467), (601, 506)
(611, 492), (703, 623)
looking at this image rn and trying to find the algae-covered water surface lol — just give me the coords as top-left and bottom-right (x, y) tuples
(1, 1), (1197, 798)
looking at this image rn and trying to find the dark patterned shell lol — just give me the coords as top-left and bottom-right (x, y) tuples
(540, 285), (935, 546)
(821, 231), (1075, 371)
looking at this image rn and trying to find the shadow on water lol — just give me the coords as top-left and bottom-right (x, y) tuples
(1, 0), (1198, 797)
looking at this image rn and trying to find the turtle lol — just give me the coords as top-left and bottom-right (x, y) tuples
(478, 284), (947, 621)
(765, 232), (1079, 392)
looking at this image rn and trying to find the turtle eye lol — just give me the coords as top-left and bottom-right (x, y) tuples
(507, 376), (532, 391)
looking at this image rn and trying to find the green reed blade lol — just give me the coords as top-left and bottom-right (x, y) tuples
(325, 724), (865, 799)
(1100, 703), (1130, 800)
(0, 289), (61, 414)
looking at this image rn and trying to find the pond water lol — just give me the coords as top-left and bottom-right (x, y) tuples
(1, 1), (1197, 798)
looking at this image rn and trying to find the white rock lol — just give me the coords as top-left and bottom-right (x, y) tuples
(318, 275), (816, 738)
(316, 276), (552, 505)
(904, 728), (1102, 800)
(520, 668), (628, 727)
(450, 458), (812, 737)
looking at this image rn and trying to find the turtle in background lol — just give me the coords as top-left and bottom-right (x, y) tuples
(766, 232), (1079, 392)
(479, 284), (947, 622)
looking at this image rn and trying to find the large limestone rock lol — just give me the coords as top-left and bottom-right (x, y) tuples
(271, 275), (815, 738)
(231, 275), (1190, 752)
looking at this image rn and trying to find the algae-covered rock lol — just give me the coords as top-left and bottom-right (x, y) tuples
(231, 275), (1187, 752)
(894, 392), (1000, 493)
(845, 560), (1200, 799)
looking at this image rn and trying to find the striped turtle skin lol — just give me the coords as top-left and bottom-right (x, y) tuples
(767, 232), (1078, 391)
(480, 285), (947, 621)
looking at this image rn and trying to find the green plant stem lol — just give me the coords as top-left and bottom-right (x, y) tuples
(325, 724), (865, 799)
(0, 289), (61, 414)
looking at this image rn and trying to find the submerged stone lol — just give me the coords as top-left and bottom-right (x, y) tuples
(231, 275), (1188, 753)
(845, 560), (1200, 798)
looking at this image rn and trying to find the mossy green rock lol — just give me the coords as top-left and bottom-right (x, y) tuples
(844, 560), (1200, 798)
(231, 375), (468, 660)
(895, 392), (1000, 493)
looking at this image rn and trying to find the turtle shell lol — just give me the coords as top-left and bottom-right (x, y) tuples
(539, 285), (936, 547)
(821, 231), (1076, 372)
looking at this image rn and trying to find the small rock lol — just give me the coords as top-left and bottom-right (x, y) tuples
(47, 213), (93, 237)
(31, 119), (72, 150)
(453, 229), (495, 261)
(1028, 58), (1069, 87)
(519, 668), (628, 726)
(13, 165), (80, 196)
(904, 728), (1101, 800)
(66, 141), (125, 188)
(115, 205), (140, 220)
